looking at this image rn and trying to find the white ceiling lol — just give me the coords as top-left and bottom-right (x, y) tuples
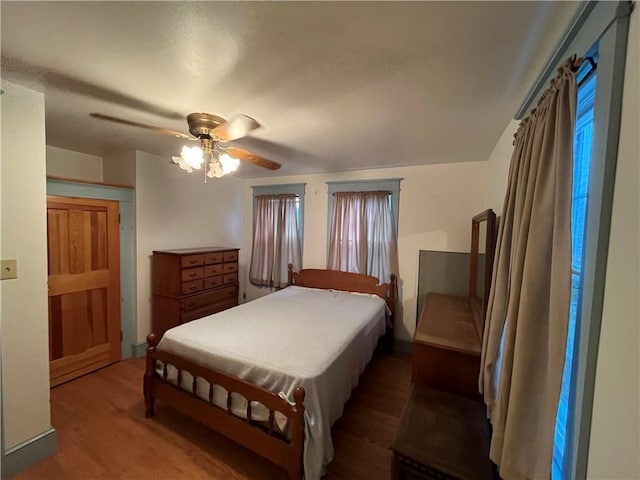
(1, 1), (577, 178)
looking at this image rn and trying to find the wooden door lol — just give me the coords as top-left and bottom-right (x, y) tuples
(47, 196), (121, 386)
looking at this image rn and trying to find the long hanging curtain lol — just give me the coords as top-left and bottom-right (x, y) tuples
(249, 195), (276, 286)
(365, 191), (398, 283)
(249, 194), (302, 288)
(479, 56), (579, 480)
(328, 191), (397, 283)
(273, 195), (302, 287)
(328, 192), (365, 274)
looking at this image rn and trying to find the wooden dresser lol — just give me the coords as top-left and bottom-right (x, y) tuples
(412, 293), (482, 400)
(151, 247), (239, 337)
(391, 210), (497, 479)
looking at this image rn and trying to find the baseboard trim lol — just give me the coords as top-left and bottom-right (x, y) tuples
(4, 427), (57, 477)
(394, 339), (412, 354)
(132, 341), (148, 358)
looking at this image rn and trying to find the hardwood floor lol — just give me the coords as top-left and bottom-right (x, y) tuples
(14, 352), (411, 480)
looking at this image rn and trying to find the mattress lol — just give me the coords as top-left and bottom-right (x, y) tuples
(157, 285), (387, 480)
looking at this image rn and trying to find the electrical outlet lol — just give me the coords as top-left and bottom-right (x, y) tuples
(1, 259), (18, 280)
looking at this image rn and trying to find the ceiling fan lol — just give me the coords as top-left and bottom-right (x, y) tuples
(90, 112), (281, 178)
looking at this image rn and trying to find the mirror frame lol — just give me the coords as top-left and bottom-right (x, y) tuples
(469, 209), (497, 339)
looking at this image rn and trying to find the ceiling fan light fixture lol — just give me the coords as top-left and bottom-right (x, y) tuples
(172, 145), (204, 172)
(219, 152), (240, 174)
(206, 159), (224, 179)
(181, 145), (205, 169)
(171, 156), (194, 173)
(90, 110), (281, 175)
(205, 150), (240, 179)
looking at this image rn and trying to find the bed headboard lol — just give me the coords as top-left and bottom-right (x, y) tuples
(287, 264), (396, 315)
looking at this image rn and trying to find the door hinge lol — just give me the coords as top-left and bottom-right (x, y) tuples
(118, 214), (121, 224)
(120, 330), (123, 341)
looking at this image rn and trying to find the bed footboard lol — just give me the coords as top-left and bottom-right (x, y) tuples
(144, 333), (305, 480)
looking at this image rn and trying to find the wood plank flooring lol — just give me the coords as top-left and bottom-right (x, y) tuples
(14, 352), (411, 480)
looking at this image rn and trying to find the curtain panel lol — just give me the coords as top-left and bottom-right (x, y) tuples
(249, 194), (302, 288)
(479, 56), (579, 480)
(327, 191), (397, 284)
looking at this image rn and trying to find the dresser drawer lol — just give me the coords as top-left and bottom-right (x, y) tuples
(152, 247), (240, 337)
(180, 284), (238, 311)
(223, 262), (238, 273)
(181, 254), (205, 268)
(223, 273), (238, 285)
(204, 275), (223, 290)
(182, 279), (203, 295)
(203, 264), (223, 277)
(223, 251), (238, 262)
(204, 252), (224, 264)
(181, 267), (204, 282)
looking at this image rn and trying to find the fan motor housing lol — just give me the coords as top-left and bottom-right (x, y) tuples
(187, 112), (226, 138)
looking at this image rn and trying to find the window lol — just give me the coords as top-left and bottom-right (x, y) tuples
(553, 60), (597, 480)
(249, 184), (305, 288)
(326, 179), (401, 283)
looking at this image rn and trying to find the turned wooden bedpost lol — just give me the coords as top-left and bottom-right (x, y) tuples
(287, 263), (294, 286)
(144, 333), (159, 418)
(287, 386), (306, 480)
(385, 274), (397, 353)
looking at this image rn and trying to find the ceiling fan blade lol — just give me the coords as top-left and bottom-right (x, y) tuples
(90, 113), (193, 139)
(211, 114), (261, 141)
(226, 147), (281, 170)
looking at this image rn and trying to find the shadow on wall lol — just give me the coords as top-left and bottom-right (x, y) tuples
(395, 276), (408, 339)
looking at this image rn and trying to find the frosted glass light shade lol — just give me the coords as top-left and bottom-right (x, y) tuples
(219, 153), (240, 174)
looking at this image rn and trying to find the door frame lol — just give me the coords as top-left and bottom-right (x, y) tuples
(46, 178), (136, 359)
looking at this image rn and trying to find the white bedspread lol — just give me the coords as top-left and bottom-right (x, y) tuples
(157, 285), (387, 480)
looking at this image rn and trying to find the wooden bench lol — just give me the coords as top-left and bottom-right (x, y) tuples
(390, 384), (494, 480)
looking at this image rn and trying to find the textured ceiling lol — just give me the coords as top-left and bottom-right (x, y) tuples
(1, 1), (577, 178)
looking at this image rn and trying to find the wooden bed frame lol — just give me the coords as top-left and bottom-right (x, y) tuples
(144, 267), (396, 480)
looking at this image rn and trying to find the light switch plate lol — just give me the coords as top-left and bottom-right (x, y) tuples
(1, 259), (18, 280)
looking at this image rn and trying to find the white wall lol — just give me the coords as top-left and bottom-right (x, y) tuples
(134, 152), (244, 341)
(0, 81), (51, 448)
(102, 151), (136, 186)
(587, 8), (639, 478)
(242, 162), (488, 341)
(46, 145), (103, 182)
(485, 119), (519, 215)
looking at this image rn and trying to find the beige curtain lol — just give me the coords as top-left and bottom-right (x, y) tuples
(249, 194), (302, 288)
(479, 56), (579, 480)
(328, 191), (397, 283)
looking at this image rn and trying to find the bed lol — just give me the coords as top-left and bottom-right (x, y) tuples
(144, 266), (396, 480)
